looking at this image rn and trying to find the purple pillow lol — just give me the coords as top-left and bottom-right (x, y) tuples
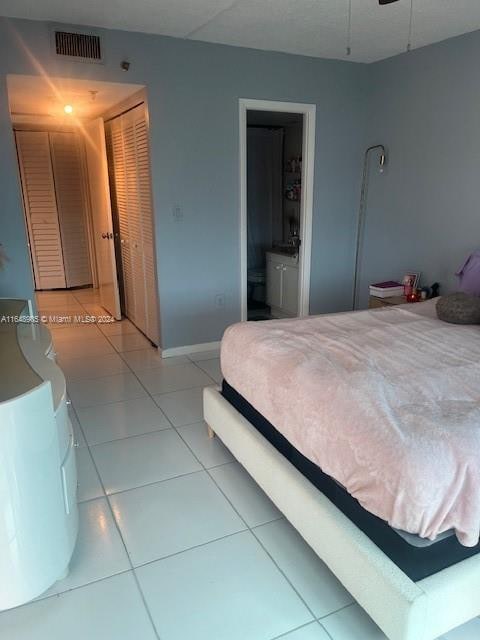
(456, 251), (480, 296)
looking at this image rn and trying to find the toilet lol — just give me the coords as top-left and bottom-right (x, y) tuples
(247, 268), (266, 302)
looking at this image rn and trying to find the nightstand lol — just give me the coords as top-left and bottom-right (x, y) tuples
(369, 295), (407, 309)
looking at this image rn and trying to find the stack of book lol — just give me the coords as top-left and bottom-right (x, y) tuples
(369, 281), (404, 298)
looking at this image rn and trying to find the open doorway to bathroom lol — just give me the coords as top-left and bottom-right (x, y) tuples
(239, 99), (315, 322)
(7, 75), (161, 347)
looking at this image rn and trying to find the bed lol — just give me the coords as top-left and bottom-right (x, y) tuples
(203, 300), (480, 640)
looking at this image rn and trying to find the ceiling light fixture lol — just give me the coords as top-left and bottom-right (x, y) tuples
(63, 104), (73, 114)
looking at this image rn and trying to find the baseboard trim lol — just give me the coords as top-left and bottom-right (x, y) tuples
(161, 340), (221, 358)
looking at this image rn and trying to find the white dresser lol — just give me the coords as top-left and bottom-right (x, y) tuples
(0, 300), (78, 610)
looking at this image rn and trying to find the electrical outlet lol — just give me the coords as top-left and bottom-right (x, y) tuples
(172, 204), (183, 221)
(215, 294), (226, 308)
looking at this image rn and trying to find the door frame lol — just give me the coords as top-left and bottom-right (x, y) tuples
(239, 98), (316, 321)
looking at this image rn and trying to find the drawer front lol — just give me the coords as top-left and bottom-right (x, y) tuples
(61, 437), (78, 516)
(55, 398), (73, 459)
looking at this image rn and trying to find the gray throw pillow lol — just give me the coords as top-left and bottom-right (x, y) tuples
(436, 292), (480, 324)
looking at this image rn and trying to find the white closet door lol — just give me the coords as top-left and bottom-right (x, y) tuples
(107, 103), (159, 345)
(49, 132), (92, 288)
(15, 131), (66, 290)
(132, 106), (159, 344)
(123, 109), (147, 335)
(109, 117), (137, 324)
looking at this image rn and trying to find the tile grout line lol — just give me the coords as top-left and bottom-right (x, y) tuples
(130, 529), (247, 570)
(269, 620), (329, 640)
(63, 325), (263, 636)
(54, 297), (164, 640)
(154, 361), (352, 635)
(71, 380), (214, 411)
(170, 416), (321, 632)
(74, 461), (246, 505)
(82, 352), (227, 640)
(63, 315), (319, 637)
(62, 307), (221, 639)
(52, 296), (329, 639)
(77, 406), (164, 640)
(142, 360), (321, 629)
(78, 423), (172, 449)
(317, 600), (356, 622)
(69, 391), (150, 411)
(95, 467), (205, 499)
(8, 568), (134, 613)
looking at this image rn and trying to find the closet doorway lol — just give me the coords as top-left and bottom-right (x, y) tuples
(8, 76), (161, 347)
(16, 129), (93, 291)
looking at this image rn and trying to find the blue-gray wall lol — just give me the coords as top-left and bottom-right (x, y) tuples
(0, 18), (367, 348)
(358, 30), (480, 307)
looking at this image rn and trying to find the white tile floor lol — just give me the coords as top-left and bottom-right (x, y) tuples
(1, 287), (477, 639)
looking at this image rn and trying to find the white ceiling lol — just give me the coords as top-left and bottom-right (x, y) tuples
(2, 1), (480, 63)
(7, 75), (143, 122)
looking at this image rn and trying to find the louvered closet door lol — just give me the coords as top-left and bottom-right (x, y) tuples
(132, 106), (159, 344)
(49, 132), (92, 288)
(123, 109), (147, 335)
(107, 104), (159, 345)
(15, 131), (66, 290)
(109, 117), (138, 325)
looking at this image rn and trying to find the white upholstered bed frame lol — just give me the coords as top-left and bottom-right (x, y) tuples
(203, 385), (480, 640)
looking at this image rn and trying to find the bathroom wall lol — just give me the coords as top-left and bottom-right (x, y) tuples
(283, 121), (303, 242)
(246, 127), (283, 271)
(359, 29), (480, 307)
(0, 17), (367, 348)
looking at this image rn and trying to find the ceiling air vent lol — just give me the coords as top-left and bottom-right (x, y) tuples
(54, 30), (102, 62)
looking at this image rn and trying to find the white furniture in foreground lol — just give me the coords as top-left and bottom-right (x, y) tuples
(0, 300), (78, 611)
(266, 251), (299, 317)
(204, 385), (480, 640)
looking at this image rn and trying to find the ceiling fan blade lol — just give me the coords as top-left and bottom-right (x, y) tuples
(378, 0), (400, 4)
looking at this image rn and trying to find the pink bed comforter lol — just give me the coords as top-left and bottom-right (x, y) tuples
(221, 304), (480, 546)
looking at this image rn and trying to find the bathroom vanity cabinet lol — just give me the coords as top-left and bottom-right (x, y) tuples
(0, 300), (78, 610)
(266, 251), (299, 317)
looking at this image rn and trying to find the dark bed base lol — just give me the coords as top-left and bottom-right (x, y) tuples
(221, 380), (480, 582)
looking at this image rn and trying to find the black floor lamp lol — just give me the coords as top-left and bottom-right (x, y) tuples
(352, 144), (387, 310)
